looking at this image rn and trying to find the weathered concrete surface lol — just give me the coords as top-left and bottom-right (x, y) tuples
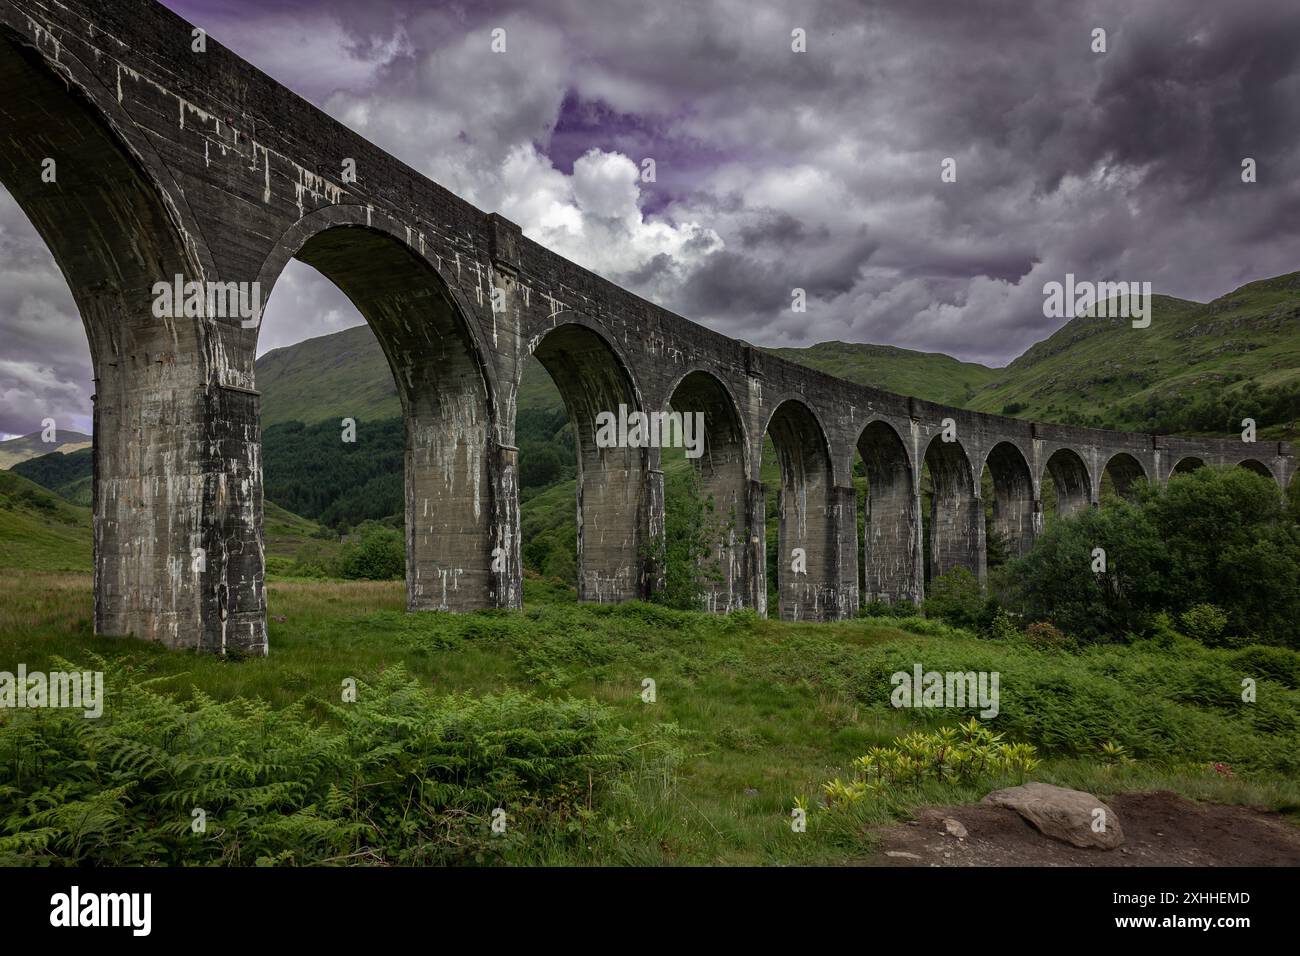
(0, 0), (1293, 653)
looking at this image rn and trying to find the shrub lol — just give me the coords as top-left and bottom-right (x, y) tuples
(338, 526), (404, 580)
(820, 719), (1039, 806)
(1005, 499), (1166, 642)
(1147, 468), (1300, 647)
(1024, 620), (1071, 649)
(0, 659), (642, 866)
(1180, 603), (1230, 647)
(922, 568), (991, 629)
(651, 468), (730, 612)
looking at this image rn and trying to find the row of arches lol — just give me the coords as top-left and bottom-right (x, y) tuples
(0, 17), (1288, 652)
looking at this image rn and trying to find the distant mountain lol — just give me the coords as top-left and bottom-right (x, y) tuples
(11, 446), (92, 505)
(254, 325), (1003, 426)
(0, 430), (91, 469)
(967, 273), (1300, 438)
(760, 341), (998, 407)
(0, 469), (92, 571)
(256, 325), (566, 426)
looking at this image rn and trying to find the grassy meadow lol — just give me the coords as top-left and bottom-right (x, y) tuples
(2, 561), (1297, 865)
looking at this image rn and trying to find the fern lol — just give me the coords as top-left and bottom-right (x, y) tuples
(0, 659), (643, 865)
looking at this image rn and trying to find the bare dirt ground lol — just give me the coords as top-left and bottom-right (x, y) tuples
(862, 791), (1300, 866)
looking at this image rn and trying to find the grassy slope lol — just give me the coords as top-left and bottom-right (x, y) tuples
(2, 571), (1296, 865)
(0, 471), (335, 570)
(11, 446), (93, 505)
(0, 471), (92, 571)
(967, 273), (1300, 433)
(257, 324), (568, 425)
(264, 500), (339, 561)
(761, 341), (998, 407)
(0, 431), (92, 470)
(255, 327), (1000, 426)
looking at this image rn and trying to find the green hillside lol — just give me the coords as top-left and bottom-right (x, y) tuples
(0, 470), (92, 571)
(761, 342), (998, 406)
(255, 326), (1000, 426)
(0, 429), (91, 469)
(256, 324), (566, 425)
(0, 468), (337, 572)
(11, 446), (93, 505)
(967, 273), (1300, 438)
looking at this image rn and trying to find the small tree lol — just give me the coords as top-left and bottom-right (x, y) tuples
(338, 525), (405, 580)
(922, 567), (988, 629)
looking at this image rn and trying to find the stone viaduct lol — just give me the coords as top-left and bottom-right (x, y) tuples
(1, 0), (1293, 654)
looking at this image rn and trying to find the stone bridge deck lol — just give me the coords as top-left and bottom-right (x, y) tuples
(1, 0), (1291, 653)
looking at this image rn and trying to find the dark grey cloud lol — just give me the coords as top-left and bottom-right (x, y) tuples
(3, 0), (1299, 434)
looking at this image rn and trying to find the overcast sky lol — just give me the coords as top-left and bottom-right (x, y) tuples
(3, 0), (1298, 438)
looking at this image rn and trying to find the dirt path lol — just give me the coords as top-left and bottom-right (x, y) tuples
(863, 790), (1300, 866)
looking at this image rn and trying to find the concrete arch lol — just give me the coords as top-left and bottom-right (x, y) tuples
(764, 398), (840, 621)
(0, 17), (219, 283)
(760, 393), (836, 475)
(530, 321), (651, 604)
(0, 22), (241, 649)
(663, 366), (752, 474)
(251, 206), (500, 403)
(983, 441), (1036, 560)
(858, 419), (921, 605)
(923, 434), (982, 583)
(1101, 452), (1148, 502)
(1236, 458), (1273, 481)
(661, 369), (751, 612)
(1171, 455), (1205, 478)
(256, 218), (507, 612)
(1043, 447), (1092, 517)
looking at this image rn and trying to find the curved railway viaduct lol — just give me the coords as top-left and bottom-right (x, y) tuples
(1, 0), (1293, 654)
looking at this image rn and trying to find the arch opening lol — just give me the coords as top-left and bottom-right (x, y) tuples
(764, 400), (838, 621)
(983, 442), (1036, 564)
(923, 435), (982, 586)
(858, 420), (920, 606)
(529, 323), (650, 604)
(1101, 452), (1147, 503)
(0, 28), (236, 648)
(657, 371), (749, 612)
(256, 224), (502, 612)
(1237, 459), (1272, 480)
(1043, 448), (1092, 519)
(1171, 456), (1205, 479)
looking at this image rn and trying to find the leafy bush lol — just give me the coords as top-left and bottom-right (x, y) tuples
(1024, 621), (1071, 649)
(1005, 499), (1166, 642)
(1180, 603), (1230, 647)
(820, 720), (1039, 806)
(338, 526), (404, 580)
(922, 568), (992, 629)
(651, 468), (731, 611)
(1146, 468), (1300, 647)
(1005, 468), (1300, 648)
(0, 659), (640, 866)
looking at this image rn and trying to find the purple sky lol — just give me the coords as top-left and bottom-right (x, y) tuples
(3, 0), (1299, 437)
